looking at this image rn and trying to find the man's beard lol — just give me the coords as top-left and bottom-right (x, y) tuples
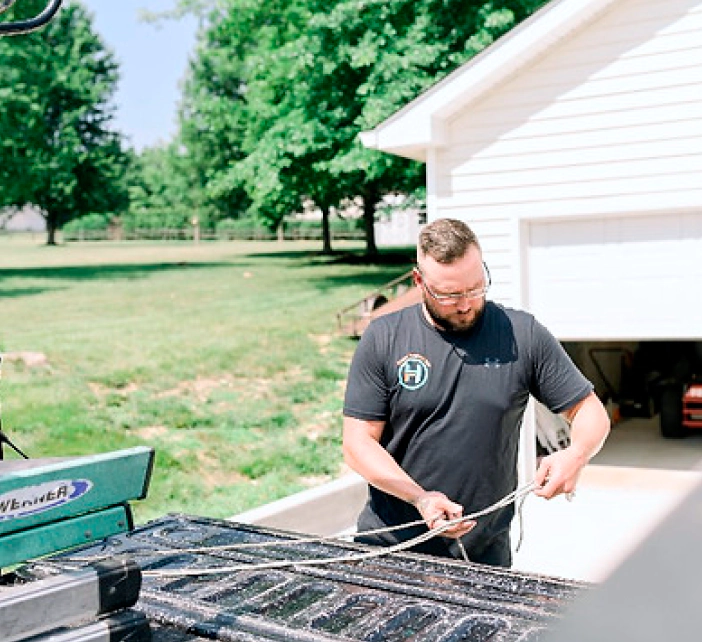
(424, 297), (486, 334)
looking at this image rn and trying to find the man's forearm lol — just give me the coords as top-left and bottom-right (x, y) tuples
(568, 392), (611, 462)
(343, 418), (426, 505)
(345, 435), (425, 505)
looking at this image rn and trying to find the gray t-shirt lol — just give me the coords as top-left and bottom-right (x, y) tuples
(343, 301), (592, 561)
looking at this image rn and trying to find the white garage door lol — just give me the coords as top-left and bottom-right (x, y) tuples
(525, 213), (702, 340)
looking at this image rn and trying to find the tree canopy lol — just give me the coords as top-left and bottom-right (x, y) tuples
(175, 0), (548, 254)
(0, 0), (128, 244)
(0, 0), (549, 249)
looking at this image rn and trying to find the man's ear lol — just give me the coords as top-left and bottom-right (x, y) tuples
(412, 267), (422, 287)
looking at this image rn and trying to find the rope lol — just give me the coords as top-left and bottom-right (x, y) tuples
(133, 482), (537, 578)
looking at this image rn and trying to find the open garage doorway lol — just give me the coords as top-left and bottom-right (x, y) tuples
(561, 340), (702, 471)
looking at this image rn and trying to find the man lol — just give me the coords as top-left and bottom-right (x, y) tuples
(343, 218), (610, 567)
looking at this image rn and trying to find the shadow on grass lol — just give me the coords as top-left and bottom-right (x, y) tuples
(236, 247), (416, 294)
(0, 261), (233, 299)
(313, 249), (415, 291)
(311, 269), (414, 295)
(0, 287), (53, 299)
(243, 246), (416, 266)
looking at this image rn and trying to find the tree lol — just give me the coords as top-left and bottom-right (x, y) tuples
(177, 4), (252, 225)
(291, 0), (550, 256)
(173, 0), (549, 255)
(124, 142), (209, 233)
(177, 0), (315, 235)
(224, 0), (366, 253)
(0, 0), (128, 244)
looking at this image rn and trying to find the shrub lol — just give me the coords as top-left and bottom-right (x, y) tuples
(62, 213), (111, 232)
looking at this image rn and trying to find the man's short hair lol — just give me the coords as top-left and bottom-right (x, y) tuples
(417, 218), (481, 264)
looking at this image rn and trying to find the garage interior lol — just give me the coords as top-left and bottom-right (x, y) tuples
(563, 339), (702, 445)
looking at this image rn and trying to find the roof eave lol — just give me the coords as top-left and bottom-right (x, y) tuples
(359, 0), (619, 157)
(359, 127), (433, 162)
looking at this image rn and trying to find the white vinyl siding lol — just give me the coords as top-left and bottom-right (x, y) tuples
(435, 0), (702, 220)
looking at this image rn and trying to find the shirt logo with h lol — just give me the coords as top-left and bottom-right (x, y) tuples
(397, 353), (431, 391)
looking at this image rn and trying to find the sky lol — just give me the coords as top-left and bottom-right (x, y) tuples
(79, 1), (198, 151)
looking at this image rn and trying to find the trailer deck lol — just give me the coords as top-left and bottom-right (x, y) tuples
(18, 513), (587, 641)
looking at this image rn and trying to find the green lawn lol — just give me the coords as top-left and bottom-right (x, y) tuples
(0, 235), (414, 522)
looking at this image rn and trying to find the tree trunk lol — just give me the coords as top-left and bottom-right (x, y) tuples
(361, 184), (379, 258)
(320, 204), (333, 254)
(45, 211), (58, 246)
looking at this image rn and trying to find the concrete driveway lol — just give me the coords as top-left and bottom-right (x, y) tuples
(512, 416), (702, 582)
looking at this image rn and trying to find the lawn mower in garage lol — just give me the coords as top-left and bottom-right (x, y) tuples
(647, 341), (702, 439)
(659, 379), (702, 439)
(589, 342), (702, 440)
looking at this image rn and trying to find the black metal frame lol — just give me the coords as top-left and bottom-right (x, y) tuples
(0, 0), (63, 36)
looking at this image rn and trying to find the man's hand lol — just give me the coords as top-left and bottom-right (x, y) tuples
(533, 446), (587, 499)
(413, 491), (477, 539)
(535, 392), (611, 499)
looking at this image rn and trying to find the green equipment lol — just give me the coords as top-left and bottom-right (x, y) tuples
(0, 446), (154, 641)
(0, 446), (154, 569)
